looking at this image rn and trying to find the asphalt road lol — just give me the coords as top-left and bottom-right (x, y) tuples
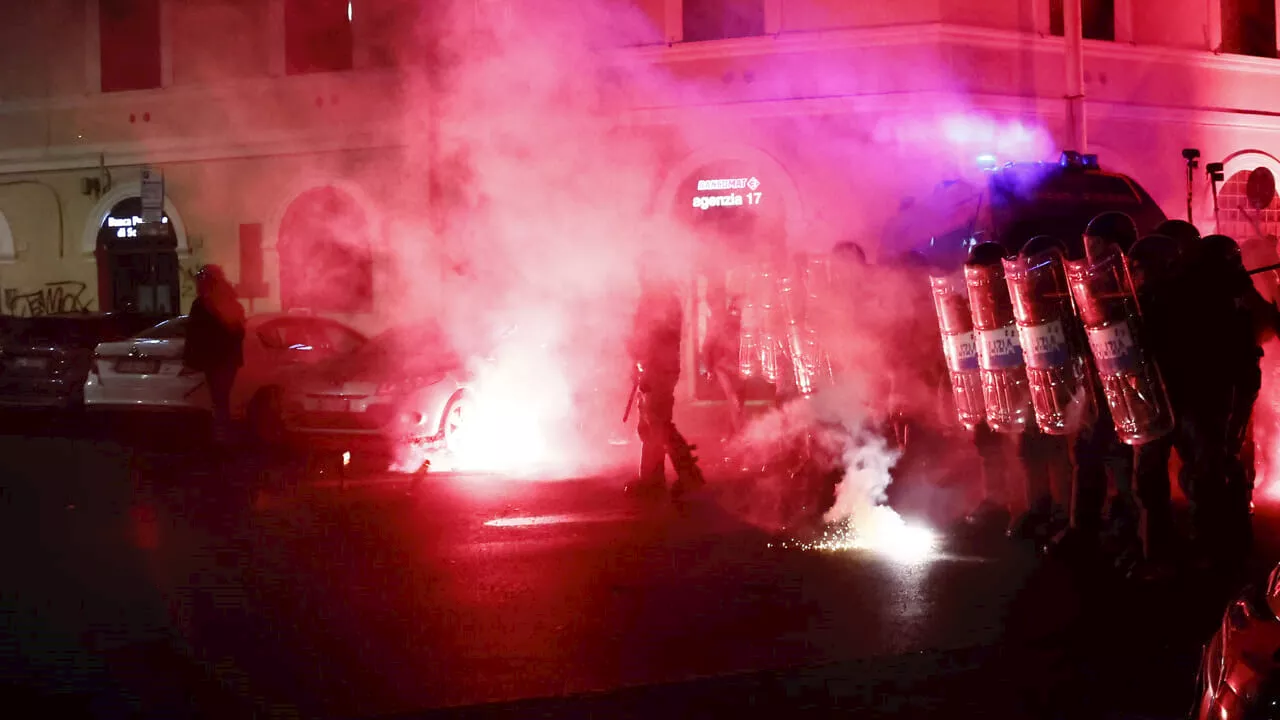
(0, 424), (1272, 719)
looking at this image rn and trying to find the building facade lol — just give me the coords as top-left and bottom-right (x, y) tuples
(3, 0), (1280, 383)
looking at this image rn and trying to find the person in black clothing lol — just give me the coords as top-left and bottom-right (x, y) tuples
(1197, 235), (1274, 562)
(963, 241), (1072, 541)
(1125, 232), (1190, 577)
(625, 263), (703, 500)
(1049, 214), (1140, 562)
(1006, 235), (1077, 543)
(183, 264), (245, 444)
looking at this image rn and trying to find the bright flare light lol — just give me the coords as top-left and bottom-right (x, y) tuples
(772, 506), (938, 563)
(447, 337), (577, 477)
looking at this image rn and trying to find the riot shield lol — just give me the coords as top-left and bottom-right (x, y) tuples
(964, 258), (1033, 433)
(1065, 245), (1175, 445)
(1004, 249), (1098, 434)
(929, 272), (985, 430)
(738, 264), (780, 385)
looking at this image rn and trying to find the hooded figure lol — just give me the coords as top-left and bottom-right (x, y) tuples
(184, 264), (246, 443)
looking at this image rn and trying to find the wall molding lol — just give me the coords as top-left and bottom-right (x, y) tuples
(6, 22), (1280, 175)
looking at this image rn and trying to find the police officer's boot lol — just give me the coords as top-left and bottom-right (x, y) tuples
(1008, 496), (1056, 543)
(669, 435), (705, 501)
(626, 438), (667, 500)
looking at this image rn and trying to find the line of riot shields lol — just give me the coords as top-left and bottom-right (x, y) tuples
(735, 255), (839, 400)
(931, 241), (1174, 445)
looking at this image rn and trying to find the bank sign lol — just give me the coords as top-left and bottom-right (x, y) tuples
(692, 176), (763, 211)
(105, 214), (169, 238)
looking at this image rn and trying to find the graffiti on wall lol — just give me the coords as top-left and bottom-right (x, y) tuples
(179, 260), (201, 307)
(3, 281), (95, 317)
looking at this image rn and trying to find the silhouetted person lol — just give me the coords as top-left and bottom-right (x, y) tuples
(1197, 235), (1268, 565)
(1126, 233), (1187, 578)
(184, 264), (245, 445)
(1049, 214), (1140, 563)
(626, 262), (703, 500)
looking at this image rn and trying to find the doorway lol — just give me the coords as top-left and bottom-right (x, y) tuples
(678, 163), (787, 402)
(95, 196), (180, 315)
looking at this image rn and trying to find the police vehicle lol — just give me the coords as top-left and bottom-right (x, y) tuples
(896, 151), (1168, 266)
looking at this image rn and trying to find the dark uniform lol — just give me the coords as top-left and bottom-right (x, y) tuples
(963, 242), (1072, 539)
(1050, 213), (1141, 559)
(626, 276), (704, 499)
(1127, 233), (1187, 573)
(1009, 235), (1081, 541)
(1199, 235), (1269, 561)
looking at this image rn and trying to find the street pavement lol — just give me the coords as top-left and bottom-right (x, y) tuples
(0, 424), (1273, 719)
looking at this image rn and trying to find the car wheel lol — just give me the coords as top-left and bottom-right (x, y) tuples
(248, 387), (286, 446)
(441, 393), (466, 453)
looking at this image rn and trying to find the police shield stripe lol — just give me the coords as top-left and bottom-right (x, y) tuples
(1085, 321), (1138, 375)
(1018, 320), (1070, 370)
(977, 324), (1024, 370)
(942, 331), (979, 372)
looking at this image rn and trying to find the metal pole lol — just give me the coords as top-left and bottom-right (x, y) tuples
(1064, 0), (1087, 151)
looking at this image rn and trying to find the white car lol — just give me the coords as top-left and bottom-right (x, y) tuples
(280, 323), (473, 471)
(84, 313), (366, 438)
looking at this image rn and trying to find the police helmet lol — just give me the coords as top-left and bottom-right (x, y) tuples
(965, 241), (1008, 267)
(1128, 234), (1181, 287)
(1019, 235), (1068, 260)
(1155, 219), (1201, 252)
(1084, 211), (1140, 255)
(1201, 234), (1244, 268)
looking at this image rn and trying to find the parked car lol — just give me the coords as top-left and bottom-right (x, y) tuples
(280, 322), (472, 472)
(84, 312), (366, 440)
(1192, 566), (1280, 719)
(0, 312), (170, 411)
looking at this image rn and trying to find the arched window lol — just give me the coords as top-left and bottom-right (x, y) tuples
(277, 187), (374, 313)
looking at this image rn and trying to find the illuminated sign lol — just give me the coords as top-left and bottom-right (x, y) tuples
(692, 176), (763, 212)
(105, 214), (169, 238)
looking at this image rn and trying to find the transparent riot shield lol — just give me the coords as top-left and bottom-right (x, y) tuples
(964, 259), (1033, 433)
(1065, 246), (1175, 445)
(738, 264), (780, 385)
(929, 272), (985, 430)
(1004, 249), (1098, 435)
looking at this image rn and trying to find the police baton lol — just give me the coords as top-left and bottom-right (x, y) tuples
(622, 379), (639, 423)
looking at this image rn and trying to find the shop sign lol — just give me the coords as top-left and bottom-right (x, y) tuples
(105, 214), (169, 239)
(691, 176), (763, 211)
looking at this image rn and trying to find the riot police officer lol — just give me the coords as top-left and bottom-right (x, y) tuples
(1197, 235), (1269, 563)
(964, 241), (1068, 540)
(1049, 213), (1140, 562)
(625, 262), (705, 500)
(1126, 232), (1187, 578)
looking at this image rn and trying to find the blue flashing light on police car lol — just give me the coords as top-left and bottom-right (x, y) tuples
(1059, 151), (1101, 170)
